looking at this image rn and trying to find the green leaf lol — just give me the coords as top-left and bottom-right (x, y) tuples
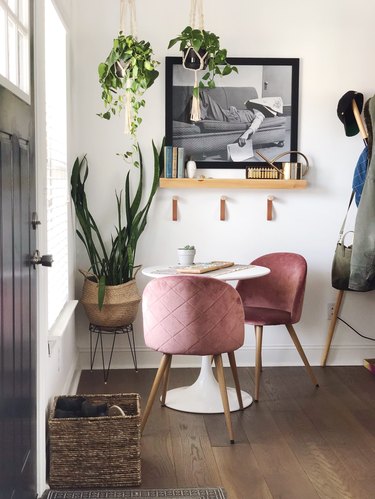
(191, 31), (203, 53)
(182, 26), (193, 37)
(98, 276), (106, 310)
(168, 37), (179, 49)
(98, 63), (107, 79)
(222, 65), (232, 76)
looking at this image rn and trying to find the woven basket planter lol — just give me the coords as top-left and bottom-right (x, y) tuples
(80, 278), (141, 327)
(48, 393), (141, 488)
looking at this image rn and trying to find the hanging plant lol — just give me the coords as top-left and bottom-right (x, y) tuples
(168, 26), (237, 96)
(168, 26), (237, 121)
(98, 32), (159, 137)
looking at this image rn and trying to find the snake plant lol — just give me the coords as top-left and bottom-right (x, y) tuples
(71, 141), (163, 308)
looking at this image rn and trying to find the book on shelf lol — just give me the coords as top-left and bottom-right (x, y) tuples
(164, 145), (173, 178)
(177, 147), (185, 178)
(172, 146), (178, 178)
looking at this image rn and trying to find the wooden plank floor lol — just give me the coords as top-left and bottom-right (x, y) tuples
(77, 366), (375, 499)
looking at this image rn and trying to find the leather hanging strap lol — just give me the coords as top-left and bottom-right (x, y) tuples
(338, 191), (355, 243)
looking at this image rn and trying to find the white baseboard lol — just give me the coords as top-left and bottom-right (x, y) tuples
(78, 344), (375, 370)
(63, 351), (81, 394)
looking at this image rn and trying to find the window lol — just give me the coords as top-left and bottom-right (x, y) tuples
(44, 0), (69, 329)
(0, 0), (30, 101)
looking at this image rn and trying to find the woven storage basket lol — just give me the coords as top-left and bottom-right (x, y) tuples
(80, 278), (141, 327)
(48, 393), (141, 488)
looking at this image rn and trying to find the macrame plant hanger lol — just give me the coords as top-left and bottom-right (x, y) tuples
(184, 0), (206, 121)
(120, 0), (137, 134)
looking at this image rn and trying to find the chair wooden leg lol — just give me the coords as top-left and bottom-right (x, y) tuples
(214, 354), (235, 444)
(254, 328), (262, 372)
(141, 354), (171, 434)
(161, 355), (172, 406)
(227, 351), (243, 410)
(321, 290), (345, 367)
(285, 324), (319, 388)
(254, 325), (263, 402)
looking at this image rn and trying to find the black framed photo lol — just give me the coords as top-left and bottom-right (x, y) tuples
(165, 57), (300, 169)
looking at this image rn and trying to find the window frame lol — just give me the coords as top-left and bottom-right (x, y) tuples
(0, 0), (31, 103)
(34, 0), (77, 341)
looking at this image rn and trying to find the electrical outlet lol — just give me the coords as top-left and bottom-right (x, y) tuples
(327, 302), (335, 320)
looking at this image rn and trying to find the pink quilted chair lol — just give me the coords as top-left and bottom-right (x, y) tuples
(236, 253), (319, 401)
(141, 275), (245, 443)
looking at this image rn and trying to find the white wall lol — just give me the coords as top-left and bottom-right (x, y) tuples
(70, 0), (375, 369)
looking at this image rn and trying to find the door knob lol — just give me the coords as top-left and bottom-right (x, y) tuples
(30, 250), (53, 269)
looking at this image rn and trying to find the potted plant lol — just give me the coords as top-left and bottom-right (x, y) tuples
(177, 245), (196, 266)
(71, 142), (163, 327)
(98, 32), (159, 138)
(168, 26), (237, 99)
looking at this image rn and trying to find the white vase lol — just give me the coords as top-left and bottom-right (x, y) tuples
(186, 160), (197, 179)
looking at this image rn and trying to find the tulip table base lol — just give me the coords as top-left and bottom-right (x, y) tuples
(163, 356), (253, 414)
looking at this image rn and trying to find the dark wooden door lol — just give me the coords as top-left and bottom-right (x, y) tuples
(0, 7), (37, 499)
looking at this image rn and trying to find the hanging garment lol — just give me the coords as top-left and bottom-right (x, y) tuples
(352, 146), (368, 206)
(349, 95), (375, 291)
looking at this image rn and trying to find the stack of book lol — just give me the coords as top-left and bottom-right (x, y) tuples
(164, 146), (185, 178)
(247, 167), (281, 179)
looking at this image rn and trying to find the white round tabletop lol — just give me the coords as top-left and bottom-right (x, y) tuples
(142, 264), (270, 281)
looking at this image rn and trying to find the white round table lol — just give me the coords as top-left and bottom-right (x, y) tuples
(142, 264), (270, 414)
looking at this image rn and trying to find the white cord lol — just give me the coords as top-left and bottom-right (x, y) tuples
(119, 0), (138, 134)
(190, 72), (201, 121)
(190, 0), (204, 29)
(120, 0), (137, 38)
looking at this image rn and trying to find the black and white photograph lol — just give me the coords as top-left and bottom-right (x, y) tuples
(165, 57), (300, 168)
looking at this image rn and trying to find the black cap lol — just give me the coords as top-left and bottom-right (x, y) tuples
(337, 91), (364, 137)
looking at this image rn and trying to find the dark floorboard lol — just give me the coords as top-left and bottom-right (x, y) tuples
(77, 366), (375, 499)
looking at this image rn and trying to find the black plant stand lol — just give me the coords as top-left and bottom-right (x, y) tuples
(89, 323), (138, 383)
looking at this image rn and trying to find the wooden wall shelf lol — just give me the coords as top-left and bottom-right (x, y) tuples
(159, 178), (307, 189)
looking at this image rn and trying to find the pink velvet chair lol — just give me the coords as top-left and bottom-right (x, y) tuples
(141, 275), (245, 443)
(236, 252), (319, 401)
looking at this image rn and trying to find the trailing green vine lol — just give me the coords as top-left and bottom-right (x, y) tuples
(98, 33), (159, 138)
